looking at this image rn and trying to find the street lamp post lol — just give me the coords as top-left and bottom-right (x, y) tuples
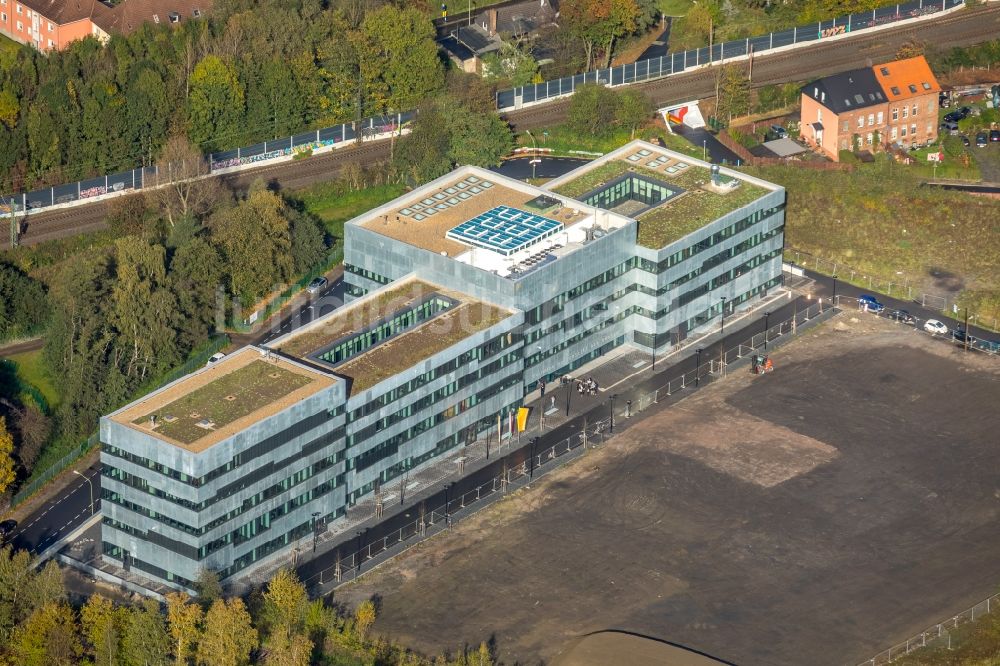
(73, 470), (95, 516)
(695, 348), (703, 387)
(526, 130), (538, 179)
(702, 139), (707, 162)
(763, 311), (771, 350)
(564, 376), (572, 417)
(831, 274), (838, 307)
(311, 511), (321, 553)
(609, 394), (618, 433)
(720, 296), (727, 336)
(528, 438), (537, 479)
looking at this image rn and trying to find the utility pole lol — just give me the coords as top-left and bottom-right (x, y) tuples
(964, 308), (970, 352)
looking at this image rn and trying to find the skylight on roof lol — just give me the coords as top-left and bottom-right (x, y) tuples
(890, 86), (900, 96)
(844, 99), (851, 107)
(922, 82), (931, 90)
(908, 84), (917, 93)
(880, 67), (890, 75)
(854, 94), (864, 104)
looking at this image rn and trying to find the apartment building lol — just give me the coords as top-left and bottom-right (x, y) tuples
(0, 0), (209, 52)
(800, 55), (941, 160)
(100, 141), (786, 590)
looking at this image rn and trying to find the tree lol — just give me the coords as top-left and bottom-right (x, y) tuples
(263, 628), (312, 666)
(447, 106), (514, 169)
(616, 88), (652, 138)
(106, 194), (149, 238)
(210, 189), (294, 306)
(121, 599), (171, 666)
(482, 40), (539, 87)
(715, 64), (751, 125)
(261, 569), (308, 636)
(11, 602), (80, 666)
(353, 600), (375, 643)
(148, 135), (226, 228)
(81, 594), (125, 666)
(392, 104), (451, 185)
(0, 89), (18, 130)
(288, 211), (327, 276)
(194, 569), (223, 607)
(0, 416), (16, 495)
(562, 0), (644, 69)
(187, 55), (245, 151)
(13, 403), (51, 475)
(196, 598), (258, 666)
(169, 238), (223, 351)
(165, 592), (203, 666)
(354, 6), (444, 115)
(567, 84), (620, 137)
(109, 238), (178, 382)
(0, 262), (48, 342)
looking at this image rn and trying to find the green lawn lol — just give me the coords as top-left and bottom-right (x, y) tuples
(292, 182), (406, 248)
(657, 0), (693, 16)
(518, 123), (699, 160)
(893, 607), (1000, 665)
(0, 349), (60, 410)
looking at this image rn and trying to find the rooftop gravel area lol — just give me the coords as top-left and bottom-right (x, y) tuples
(114, 349), (336, 451)
(335, 301), (510, 394)
(551, 160), (768, 249)
(275, 280), (440, 358)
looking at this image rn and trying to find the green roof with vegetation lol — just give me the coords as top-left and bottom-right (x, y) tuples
(551, 160), (769, 249)
(132, 360), (313, 445)
(336, 302), (510, 394)
(276, 280), (440, 358)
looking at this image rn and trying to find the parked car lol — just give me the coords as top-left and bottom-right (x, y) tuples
(206, 352), (225, 367)
(858, 294), (885, 313)
(307, 276), (328, 294)
(770, 125), (789, 139)
(943, 111), (963, 123)
(952, 328), (978, 346)
(0, 520), (16, 543)
(991, 129), (1000, 143)
(977, 133), (989, 148)
(924, 319), (949, 335)
(889, 309), (915, 324)
(940, 121), (959, 135)
(960, 135), (971, 147)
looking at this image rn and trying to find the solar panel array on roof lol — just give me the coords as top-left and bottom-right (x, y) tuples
(446, 206), (563, 257)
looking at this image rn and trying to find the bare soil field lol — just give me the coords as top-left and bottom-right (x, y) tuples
(336, 315), (1000, 666)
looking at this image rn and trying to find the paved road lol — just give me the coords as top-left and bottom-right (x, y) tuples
(493, 155), (590, 180)
(6, 462), (100, 555)
(0, 337), (44, 357)
(636, 17), (672, 61)
(8, 4), (999, 248)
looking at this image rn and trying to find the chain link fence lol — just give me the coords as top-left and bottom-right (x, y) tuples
(786, 248), (1000, 334)
(859, 591), (1000, 665)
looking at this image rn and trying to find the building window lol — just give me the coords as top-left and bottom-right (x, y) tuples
(1, 12), (5, 20)
(16, 4), (21, 13)
(47, 21), (51, 30)
(911, 123), (916, 137)
(841, 121), (849, 132)
(47, 38), (52, 47)
(891, 126), (897, 140)
(912, 104), (918, 116)
(902, 106), (908, 119)
(857, 115), (864, 129)
(16, 19), (21, 30)
(817, 108), (822, 122)
(866, 113), (872, 126)
(892, 108), (898, 121)
(877, 111), (883, 124)
(901, 126), (907, 137)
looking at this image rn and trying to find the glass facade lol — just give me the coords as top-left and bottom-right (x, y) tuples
(581, 173), (684, 216)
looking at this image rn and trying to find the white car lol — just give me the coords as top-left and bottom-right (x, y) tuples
(206, 352), (226, 367)
(924, 319), (948, 335)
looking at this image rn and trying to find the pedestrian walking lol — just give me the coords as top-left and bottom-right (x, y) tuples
(539, 379), (546, 398)
(626, 400), (632, 418)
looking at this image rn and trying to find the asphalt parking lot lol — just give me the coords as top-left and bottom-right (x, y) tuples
(336, 315), (1000, 666)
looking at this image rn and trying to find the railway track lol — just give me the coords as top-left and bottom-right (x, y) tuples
(10, 5), (1000, 248)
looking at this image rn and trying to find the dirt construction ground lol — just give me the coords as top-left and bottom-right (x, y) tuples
(336, 315), (1000, 666)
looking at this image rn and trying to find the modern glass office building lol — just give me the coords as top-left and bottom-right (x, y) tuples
(100, 140), (785, 590)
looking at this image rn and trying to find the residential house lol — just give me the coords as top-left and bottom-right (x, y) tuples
(800, 55), (942, 161)
(872, 55), (941, 149)
(799, 68), (888, 161)
(0, 0), (209, 52)
(441, 0), (557, 75)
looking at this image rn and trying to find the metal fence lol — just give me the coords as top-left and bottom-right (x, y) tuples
(281, 300), (835, 592)
(786, 247), (1000, 333)
(8, 334), (231, 508)
(859, 591), (1000, 665)
(1, 112), (415, 220)
(495, 0), (963, 110)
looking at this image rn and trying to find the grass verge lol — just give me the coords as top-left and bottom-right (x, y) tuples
(893, 607), (1000, 665)
(291, 182), (407, 256)
(517, 123), (700, 160)
(0, 349), (59, 410)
